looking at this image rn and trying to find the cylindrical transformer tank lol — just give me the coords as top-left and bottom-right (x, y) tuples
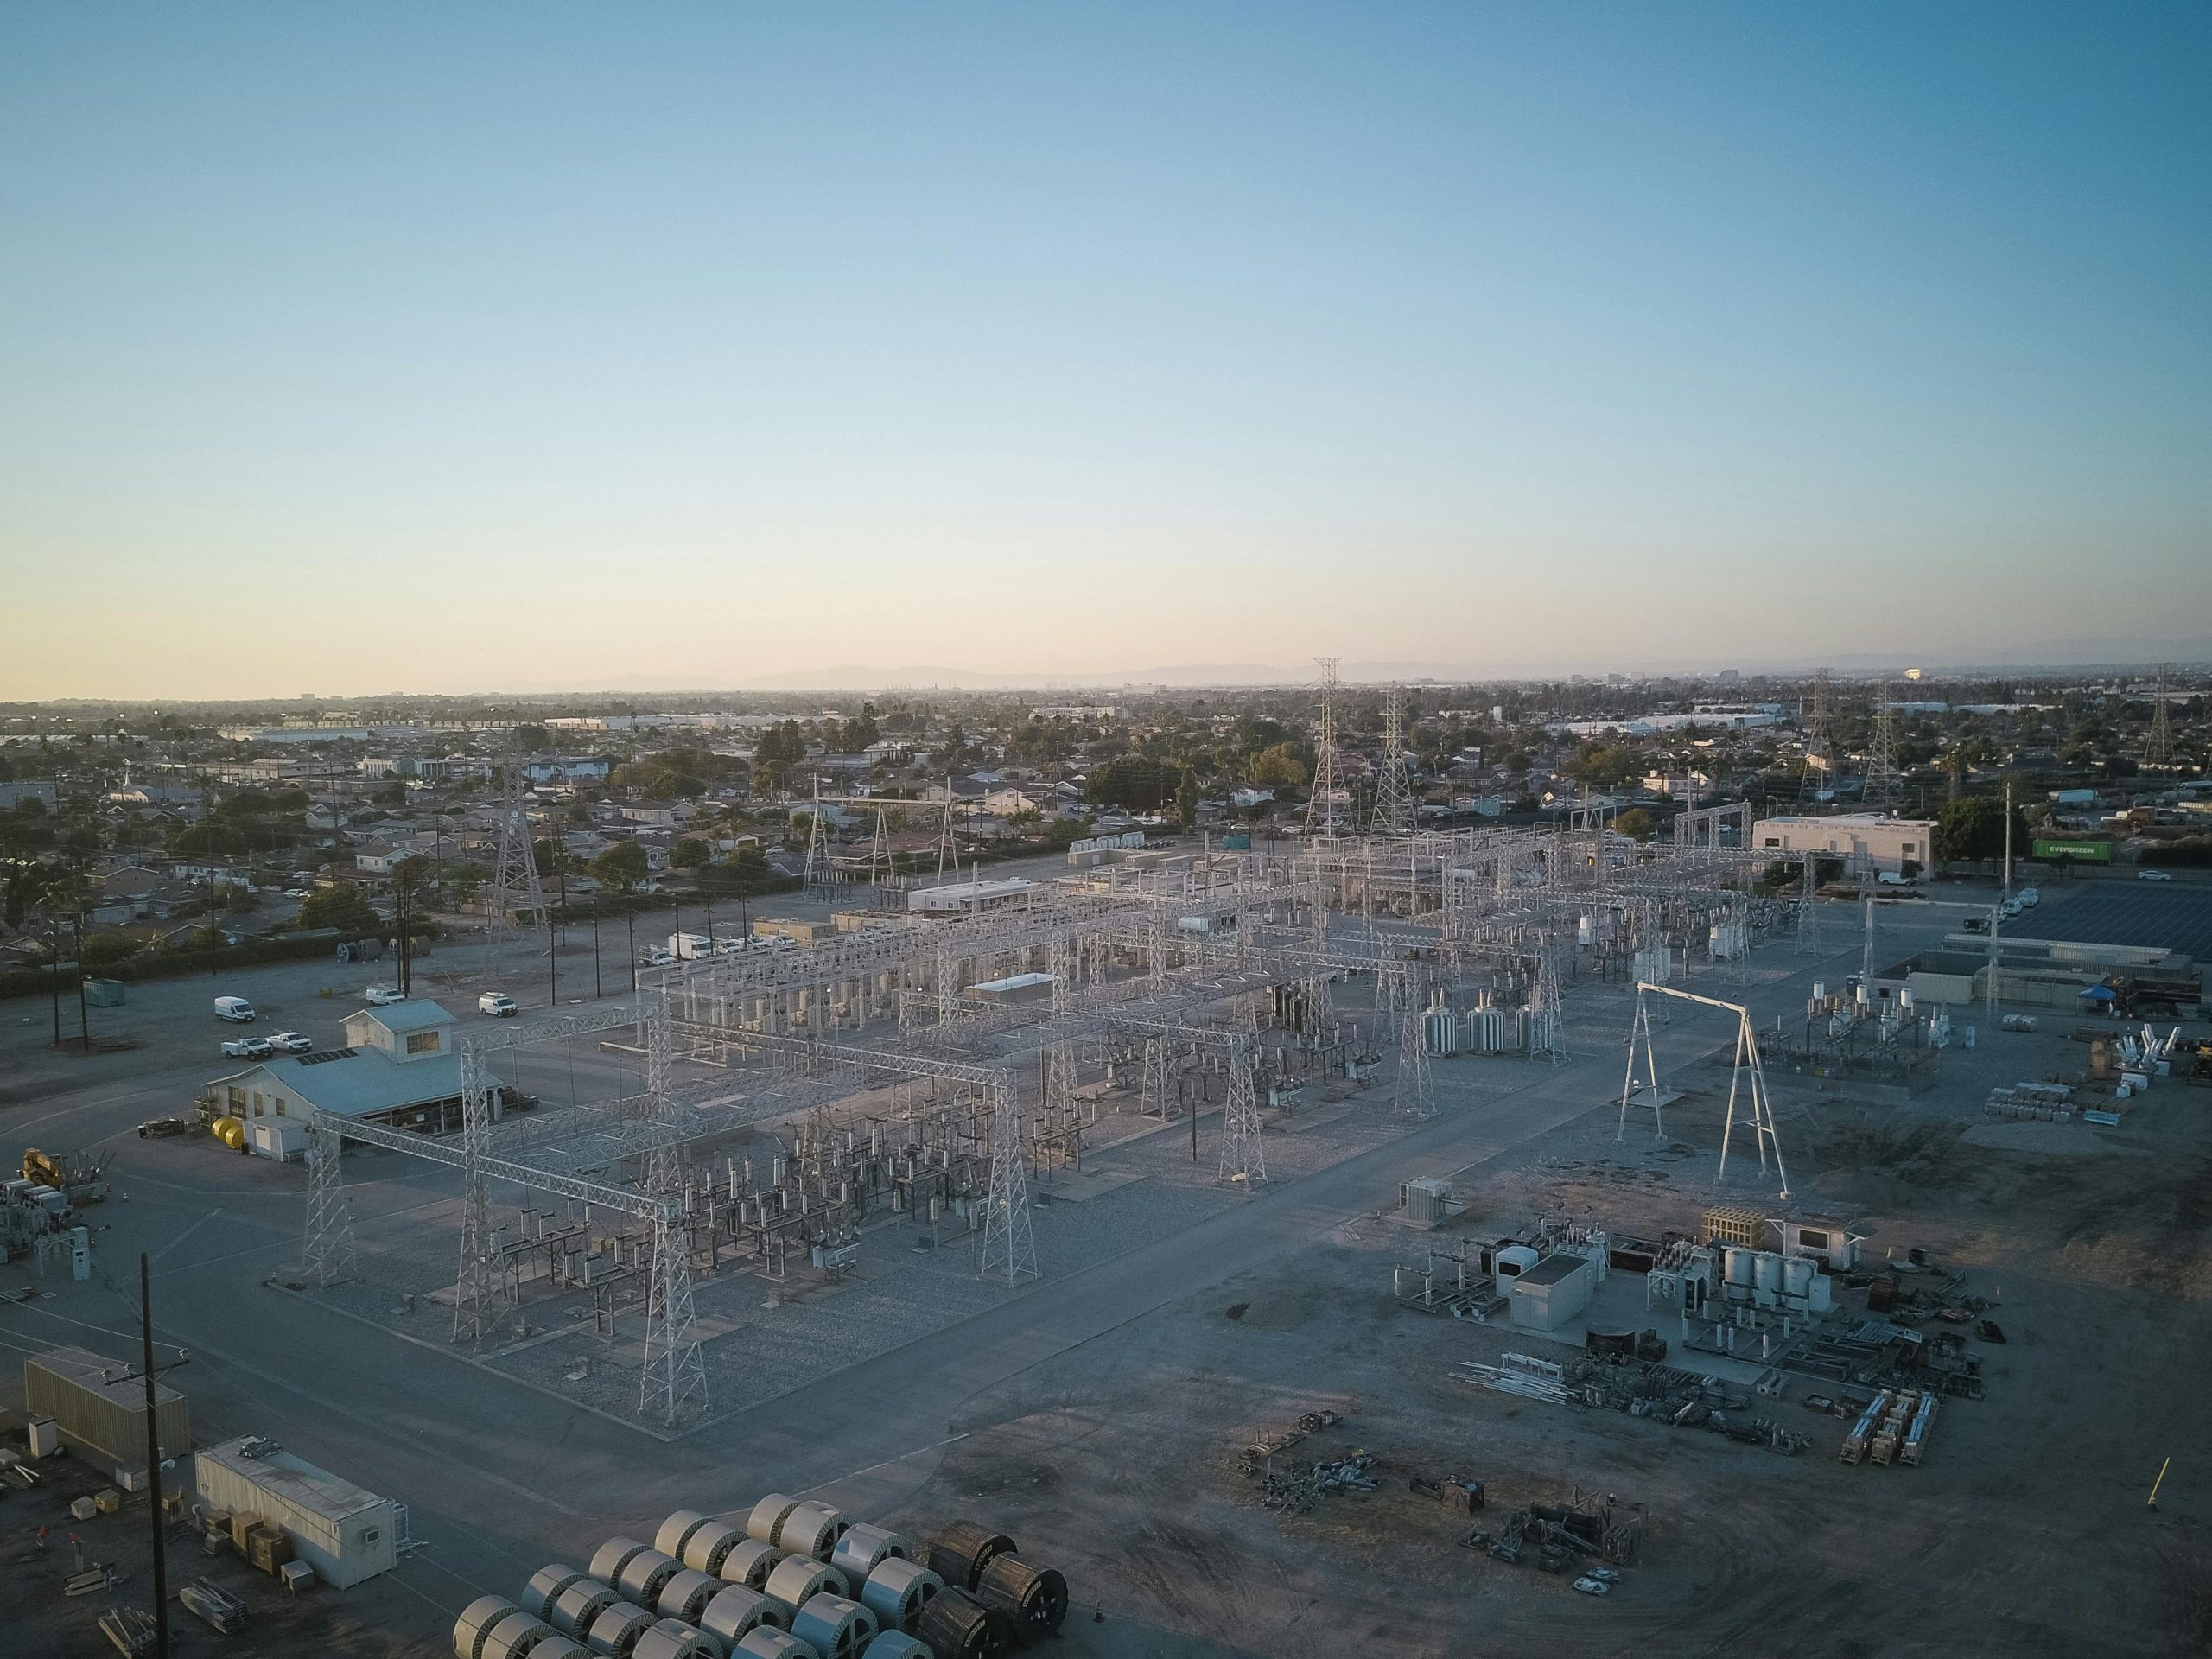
(925, 1524), (1015, 1595)
(859, 1637), (931, 1659)
(734, 1633), (817, 1659)
(701, 1586), (789, 1647)
(524, 1568), (592, 1623)
(683, 1520), (749, 1576)
(618, 1548), (684, 1606)
(456, 1596), (522, 1659)
(657, 1510), (714, 1561)
(746, 1495), (802, 1546)
(974, 1556), (1069, 1645)
(914, 1588), (1010, 1659)
(586, 1601), (657, 1659)
(1753, 1251), (1783, 1294)
(717, 1540), (784, 1591)
(482, 1612), (561, 1659)
(791, 1593), (879, 1659)
(858, 1560), (942, 1635)
(1723, 1248), (1753, 1287)
(777, 1501), (851, 1562)
(829, 1526), (907, 1584)
(1783, 1256), (1816, 1298)
(658, 1568), (723, 1624)
(592, 1540), (655, 1590)
(763, 1556), (847, 1615)
(551, 1581), (620, 1638)
(632, 1618), (720, 1659)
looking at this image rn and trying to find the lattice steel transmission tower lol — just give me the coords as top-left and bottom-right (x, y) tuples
(800, 777), (830, 892)
(1524, 951), (1566, 1064)
(1799, 671), (1832, 804)
(1395, 976), (1437, 1120)
(980, 1075), (1038, 1286)
(1045, 1041), (1079, 1119)
(484, 756), (549, 983)
(302, 1118), (357, 1286)
(1793, 854), (1821, 957)
(2150, 664), (2174, 767)
(639, 1142), (708, 1423)
(1140, 1034), (1173, 1118)
(1864, 678), (1899, 809)
(1218, 1028), (1266, 1185)
(1306, 658), (1347, 837)
(452, 1043), (499, 1344)
(931, 779), (960, 878)
(1371, 685), (1415, 836)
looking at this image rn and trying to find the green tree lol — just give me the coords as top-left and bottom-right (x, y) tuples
(1085, 754), (1183, 811)
(1613, 806), (1658, 842)
(1935, 795), (2028, 862)
(1174, 768), (1199, 830)
(1568, 745), (1641, 790)
(79, 930), (142, 967)
(297, 884), (380, 936)
(171, 820), (248, 858)
(1249, 744), (1307, 789)
(592, 841), (650, 892)
(669, 838), (712, 869)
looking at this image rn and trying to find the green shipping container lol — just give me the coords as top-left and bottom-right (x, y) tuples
(2031, 838), (2111, 863)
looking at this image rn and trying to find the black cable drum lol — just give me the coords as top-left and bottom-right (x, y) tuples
(925, 1522), (1016, 1593)
(973, 1555), (1069, 1645)
(914, 1587), (1012, 1659)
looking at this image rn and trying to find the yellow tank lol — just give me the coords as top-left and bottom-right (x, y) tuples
(212, 1116), (248, 1153)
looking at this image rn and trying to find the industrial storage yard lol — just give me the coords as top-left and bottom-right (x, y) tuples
(5, 800), (2210, 1659)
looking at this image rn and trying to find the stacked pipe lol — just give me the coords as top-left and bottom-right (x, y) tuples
(456, 1504), (1059, 1659)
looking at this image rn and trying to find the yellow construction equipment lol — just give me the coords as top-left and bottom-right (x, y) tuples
(22, 1147), (110, 1203)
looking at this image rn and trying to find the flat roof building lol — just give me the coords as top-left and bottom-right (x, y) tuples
(1753, 813), (1936, 876)
(907, 877), (1040, 916)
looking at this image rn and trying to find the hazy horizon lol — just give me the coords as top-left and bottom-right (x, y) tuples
(5, 4), (2209, 700)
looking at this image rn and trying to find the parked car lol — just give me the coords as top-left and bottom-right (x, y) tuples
(2139, 869), (2172, 881)
(642, 949), (678, 968)
(478, 993), (518, 1018)
(2015, 887), (2040, 908)
(283, 887), (309, 899)
(219, 1037), (272, 1060)
(364, 984), (406, 1006)
(267, 1030), (313, 1052)
(213, 995), (257, 1022)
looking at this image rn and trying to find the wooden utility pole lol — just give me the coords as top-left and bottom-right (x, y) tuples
(140, 1254), (170, 1659)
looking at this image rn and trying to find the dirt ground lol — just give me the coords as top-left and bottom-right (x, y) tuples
(870, 1049), (2212, 1659)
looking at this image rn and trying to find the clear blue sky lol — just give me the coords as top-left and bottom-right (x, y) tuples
(3, 3), (2207, 696)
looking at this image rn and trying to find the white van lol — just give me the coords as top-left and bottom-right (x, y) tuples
(213, 995), (257, 1023)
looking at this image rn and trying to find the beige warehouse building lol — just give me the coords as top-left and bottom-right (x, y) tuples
(1752, 813), (1936, 876)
